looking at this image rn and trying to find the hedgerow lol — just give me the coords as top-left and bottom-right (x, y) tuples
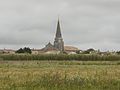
(0, 54), (120, 61)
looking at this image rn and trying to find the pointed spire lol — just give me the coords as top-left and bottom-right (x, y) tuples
(56, 19), (62, 38)
(54, 18), (64, 51)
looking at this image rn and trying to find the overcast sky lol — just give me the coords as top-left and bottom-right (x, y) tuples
(0, 0), (120, 51)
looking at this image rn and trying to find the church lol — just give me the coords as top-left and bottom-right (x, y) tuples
(32, 19), (79, 54)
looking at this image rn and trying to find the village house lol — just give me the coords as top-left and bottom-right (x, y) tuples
(0, 49), (15, 54)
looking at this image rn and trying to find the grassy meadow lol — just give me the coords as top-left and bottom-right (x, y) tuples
(0, 61), (119, 90)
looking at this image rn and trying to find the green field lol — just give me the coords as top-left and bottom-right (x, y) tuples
(0, 61), (120, 90)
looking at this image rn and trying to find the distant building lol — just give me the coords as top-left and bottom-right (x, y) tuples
(31, 49), (41, 54)
(64, 46), (79, 54)
(39, 19), (64, 54)
(0, 49), (15, 54)
(31, 19), (79, 54)
(40, 42), (60, 54)
(54, 19), (64, 51)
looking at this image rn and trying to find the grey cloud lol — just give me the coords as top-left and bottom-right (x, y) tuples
(0, 0), (120, 51)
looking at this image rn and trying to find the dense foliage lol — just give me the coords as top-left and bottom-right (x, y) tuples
(116, 51), (120, 55)
(15, 47), (32, 54)
(0, 54), (120, 61)
(82, 48), (95, 54)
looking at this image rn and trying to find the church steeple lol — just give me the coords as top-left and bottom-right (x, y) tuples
(56, 19), (62, 38)
(54, 19), (64, 51)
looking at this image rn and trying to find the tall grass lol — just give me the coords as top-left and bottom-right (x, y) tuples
(0, 71), (119, 90)
(0, 54), (120, 61)
(0, 61), (119, 90)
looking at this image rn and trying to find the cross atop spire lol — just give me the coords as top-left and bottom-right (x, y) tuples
(55, 19), (62, 38)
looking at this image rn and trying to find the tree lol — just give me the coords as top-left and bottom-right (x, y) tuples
(116, 51), (120, 55)
(87, 48), (95, 52)
(23, 47), (32, 54)
(16, 47), (32, 54)
(83, 48), (95, 54)
(15, 48), (24, 53)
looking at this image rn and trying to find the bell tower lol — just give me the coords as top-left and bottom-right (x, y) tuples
(54, 19), (64, 51)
